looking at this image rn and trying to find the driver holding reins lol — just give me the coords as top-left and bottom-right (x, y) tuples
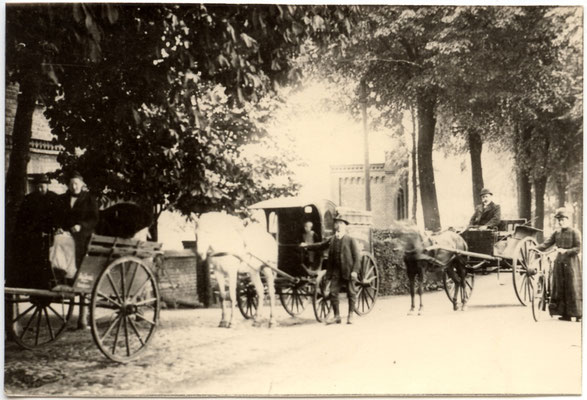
(468, 188), (501, 229)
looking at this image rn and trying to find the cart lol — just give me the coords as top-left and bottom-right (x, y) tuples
(437, 220), (542, 307)
(236, 197), (380, 322)
(5, 234), (162, 362)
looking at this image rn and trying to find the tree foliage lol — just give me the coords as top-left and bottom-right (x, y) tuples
(8, 4), (357, 222)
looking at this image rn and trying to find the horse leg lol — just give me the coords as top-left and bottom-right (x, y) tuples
(216, 271), (228, 328)
(250, 272), (265, 327)
(447, 265), (459, 311)
(263, 267), (276, 328)
(459, 263), (468, 311)
(417, 267), (424, 316)
(406, 259), (416, 315)
(226, 271), (238, 328)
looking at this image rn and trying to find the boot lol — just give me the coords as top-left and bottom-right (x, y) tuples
(325, 303), (341, 325)
(347, 299), (355, 325)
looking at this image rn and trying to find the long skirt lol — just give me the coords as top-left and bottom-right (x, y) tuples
(550, 254), (582, 318)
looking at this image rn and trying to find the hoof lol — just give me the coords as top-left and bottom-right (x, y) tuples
(417, 311), (423, 316)
(453, 304), (459, 311)
(407, 310), (414, 316)
(225, 322), (231, 328)
(268, 321), (275, 328)
(252, 320), (262, 327)
(218, 321), (227, 328)
(461, 305), (468, 312)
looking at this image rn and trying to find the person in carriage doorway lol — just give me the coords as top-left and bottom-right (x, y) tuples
(535, 208), (582, 322)
(10, 174), (59, 288)
(468, 188), (501, 229)
(300, 213), (360, 325)
(55, 171), (100, 329)
(301, 220), (320, 269)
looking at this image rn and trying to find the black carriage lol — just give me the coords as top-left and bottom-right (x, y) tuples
(5, 234), (162, 362)
(440, 219), (542, 307)
(237, 197), (380, 322)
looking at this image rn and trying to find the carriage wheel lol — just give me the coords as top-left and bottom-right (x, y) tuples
(354, 255), (379, 316)
(279, 282), (311, 317)
(90, 256), (160, 363)
(512, 237), (539, 306)
(236, 277), (258, 320)
(531, 275), (550, 322)
(443, 270), (475, 305)
(6, 293), (74, 349)
(312, 274), (332, 322)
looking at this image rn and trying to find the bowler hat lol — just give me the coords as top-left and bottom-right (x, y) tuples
(32, 174), (50, 184)
(333, 212), (350, 225)
(69, 170), (84, 181)
(554, 207), (570, 219)
(479, 188), (493, 196)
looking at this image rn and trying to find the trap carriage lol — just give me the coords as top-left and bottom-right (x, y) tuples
(5, 233), (162, 363)
(436, 220), (543, 307)
(235, 197), (380, 322)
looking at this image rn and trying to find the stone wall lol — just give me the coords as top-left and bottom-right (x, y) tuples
(155, 249), (202, 308)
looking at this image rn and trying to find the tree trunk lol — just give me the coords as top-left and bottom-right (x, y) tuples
(416, 92), (441, 231)
(5, 75), (41, 246)
(468, 128), (484, 207)
(556, 175), (567, 208)
(516, 167), (532, 222)
(534, 176), (547, 241)
(410, 106), (418, 223)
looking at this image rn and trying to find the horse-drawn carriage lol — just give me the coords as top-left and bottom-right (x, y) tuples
(5, 234), (162, 362)
(235, 197), (380, 322)
(438, 219), (542, 307)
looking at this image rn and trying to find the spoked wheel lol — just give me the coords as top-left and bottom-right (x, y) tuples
(443, 270), (475, 306)
(532, 275), (551, 322)
(279, 281), (312, 317)
(354, 255), (379, 316)
(236, 277), (258, 319)
(312, 273), (331, 322)
(6, 293), (74, 349)
(90, 256), (160, 363)
(512, 237), (539, 306)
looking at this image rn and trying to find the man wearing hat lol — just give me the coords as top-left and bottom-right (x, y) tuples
(10, 174), (59, 288)
(56, 171), (100, 269)
(300, 212), (361, 324)
(536, 207), (582, 322)
(56, 171), (99, 328)
(468, 188), (501, 229)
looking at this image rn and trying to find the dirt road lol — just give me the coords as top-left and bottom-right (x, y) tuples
(4, 274), (581, 396)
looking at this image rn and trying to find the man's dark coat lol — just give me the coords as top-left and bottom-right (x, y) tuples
(57, 190), (99, 267)
(305, 234), (361, 280)
(469, 201), (501, 228)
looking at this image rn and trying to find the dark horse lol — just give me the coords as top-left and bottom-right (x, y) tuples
(394, 223), (469, 314)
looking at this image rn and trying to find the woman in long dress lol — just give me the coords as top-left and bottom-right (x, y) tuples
(536, 207), (582, 322)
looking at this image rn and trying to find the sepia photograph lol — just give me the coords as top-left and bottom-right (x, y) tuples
(3, 2), (583, 397)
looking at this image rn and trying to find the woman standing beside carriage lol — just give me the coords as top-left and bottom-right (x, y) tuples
(535, 208), (582, 322)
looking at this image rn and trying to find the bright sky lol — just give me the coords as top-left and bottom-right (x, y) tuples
(266, 81), (393, 199)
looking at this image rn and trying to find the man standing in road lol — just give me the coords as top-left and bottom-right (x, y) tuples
(301, 213), (360, 325)
(469, 188), (501, 229)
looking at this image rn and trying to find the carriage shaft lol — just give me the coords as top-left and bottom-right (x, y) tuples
(432, 246), (500, 261)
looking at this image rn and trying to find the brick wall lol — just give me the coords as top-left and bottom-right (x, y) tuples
(155, 249), (202, 308)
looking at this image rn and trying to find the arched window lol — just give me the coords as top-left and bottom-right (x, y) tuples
(396, 188), (406, 220)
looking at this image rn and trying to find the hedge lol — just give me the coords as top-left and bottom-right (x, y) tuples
(372, 229), (444, 296)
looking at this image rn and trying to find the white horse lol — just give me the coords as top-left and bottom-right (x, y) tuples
(195, 212), (277, 328)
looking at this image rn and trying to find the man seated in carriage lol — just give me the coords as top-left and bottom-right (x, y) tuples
(468, 188), (501, 230)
